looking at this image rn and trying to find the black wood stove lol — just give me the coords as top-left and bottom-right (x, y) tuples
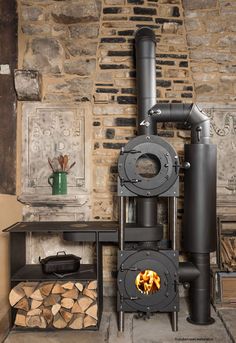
(116, 28), (217, 332)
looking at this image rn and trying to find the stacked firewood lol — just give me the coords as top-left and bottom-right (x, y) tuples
(221, 237), (236, 271)
(9, 280), (98, 329)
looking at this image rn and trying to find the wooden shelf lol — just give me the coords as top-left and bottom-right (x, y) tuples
(17, 194), (88, 207)
(12, 264), (96, 282)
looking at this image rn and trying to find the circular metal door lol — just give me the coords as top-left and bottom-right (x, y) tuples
(118, 135), (179, 196)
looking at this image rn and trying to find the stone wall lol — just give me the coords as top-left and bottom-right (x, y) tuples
(16, 0), (236, 295)
(183, 0), (236, 102)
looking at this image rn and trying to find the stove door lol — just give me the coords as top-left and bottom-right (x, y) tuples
(117, 249), (179, 313)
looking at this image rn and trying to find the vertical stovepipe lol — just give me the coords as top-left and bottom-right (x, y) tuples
(183, 142), (217, 325)
(135, 28), (157, 228)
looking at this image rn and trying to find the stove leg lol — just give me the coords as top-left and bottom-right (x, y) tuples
(171, 311), (178, 332)
(118, 311), (124, 332)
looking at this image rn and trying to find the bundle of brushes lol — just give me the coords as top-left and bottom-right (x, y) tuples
(48, 155), (76, 173)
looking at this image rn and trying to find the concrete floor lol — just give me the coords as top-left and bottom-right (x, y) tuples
(4, 298), (236, 343)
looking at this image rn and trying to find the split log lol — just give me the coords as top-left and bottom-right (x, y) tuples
(27, 316), (47, 329)
(27, 308), (42, 316)
(71, 301), (83, 314)
(15, 310), (27, 327)
(69, 314), (84, 330)
(78, 296), (93, 312)
(60, 309), (73, 323)
(31, 299), (43, 310)
(52, 303), (61, 316)
(62, 281), (74, 290)
(61, 297), (74, 309)
(40, 316), (47, 329)
(51, 283), (65, 294)
(53, 313), (67, 329)
(85, 304), (98, 320)
(30, 288), (44, 301)
(62, 288), (78, 300)
(84, 315), (97, 328)
(22, 282), (39, 298)
(15, 297), (30, 312)
(43, 308), (53, 325)
(43, 294), (61, 307)
(40, 283), (54, 297)
(26, 315), (42, 328)
(83, 288), (97, 300)
(83, 287), (97, 300)
(9, 284), (25, 307)
(87, 280), (97, 290)
(75, 282), (83, 292)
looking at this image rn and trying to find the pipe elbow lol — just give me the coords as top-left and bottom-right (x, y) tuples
(187, 104), (209, 126)
(135, 27), (156, 44)
(187, 104), (210, 144)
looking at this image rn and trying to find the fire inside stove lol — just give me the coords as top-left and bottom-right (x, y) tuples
(135, 269), (161, 295)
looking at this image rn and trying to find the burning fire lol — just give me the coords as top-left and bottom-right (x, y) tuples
(135, 269), (161, 295)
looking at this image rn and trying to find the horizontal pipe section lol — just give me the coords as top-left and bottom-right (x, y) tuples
(179, 262), (200, 283)
(148, 103), (210, 144)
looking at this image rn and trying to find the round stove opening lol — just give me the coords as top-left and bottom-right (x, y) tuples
(135, 154), (161, 178)
(135, 269), (161, 295)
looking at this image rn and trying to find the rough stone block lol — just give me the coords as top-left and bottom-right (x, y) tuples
(21, 6), (44, 21)
(46, 77), (93, 101)
(21, 24), (51, 35)
(69, 24), (99, 38)
(195, 83), (215, 95)
(23, 37), (64, 73)
(51, 1), (100, 24)
(64, 59), (96, 76)
(14, 70), (42, 101)
(205, 18), (224, 33)
(183, 0), (217, 10)
(187, 34), (211, 47)
(162, 22), (179, 33)
(66, 41), (97, 57)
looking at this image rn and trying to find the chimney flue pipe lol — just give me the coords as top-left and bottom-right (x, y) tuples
(135, 27), (157, 228)
(135, 27), (157, 136)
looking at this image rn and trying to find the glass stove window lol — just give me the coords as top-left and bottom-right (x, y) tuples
(135, 269), (161, 295)
(135, 153), (161, 178)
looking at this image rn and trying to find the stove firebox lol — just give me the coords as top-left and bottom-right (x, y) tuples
(116, 27), (217, 332)
(117, 249), (178, 313)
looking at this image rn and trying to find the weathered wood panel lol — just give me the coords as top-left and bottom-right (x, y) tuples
(0, 0), (17, 194)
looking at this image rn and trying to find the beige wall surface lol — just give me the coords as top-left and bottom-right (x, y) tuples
(0, 195), (22, 341)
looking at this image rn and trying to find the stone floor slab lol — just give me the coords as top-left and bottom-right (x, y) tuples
(3, 298), (234, 343)
(218, 308), (236, 343)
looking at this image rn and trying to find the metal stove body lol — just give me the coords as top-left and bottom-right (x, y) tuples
(117, 249), (178, 313)
(116, 28), (217, 332)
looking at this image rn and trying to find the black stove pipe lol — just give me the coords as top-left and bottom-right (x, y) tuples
(135, 27), (157, 136)
(148, 103), (210, 144)
(135, 28), (157, 228)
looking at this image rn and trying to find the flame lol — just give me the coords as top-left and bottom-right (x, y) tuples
(135, 270), (161, 295)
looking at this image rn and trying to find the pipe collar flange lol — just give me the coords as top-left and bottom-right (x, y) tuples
(118, 135), (179, 197)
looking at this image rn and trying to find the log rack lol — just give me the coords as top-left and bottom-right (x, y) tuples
(4, 221), (119, 331)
